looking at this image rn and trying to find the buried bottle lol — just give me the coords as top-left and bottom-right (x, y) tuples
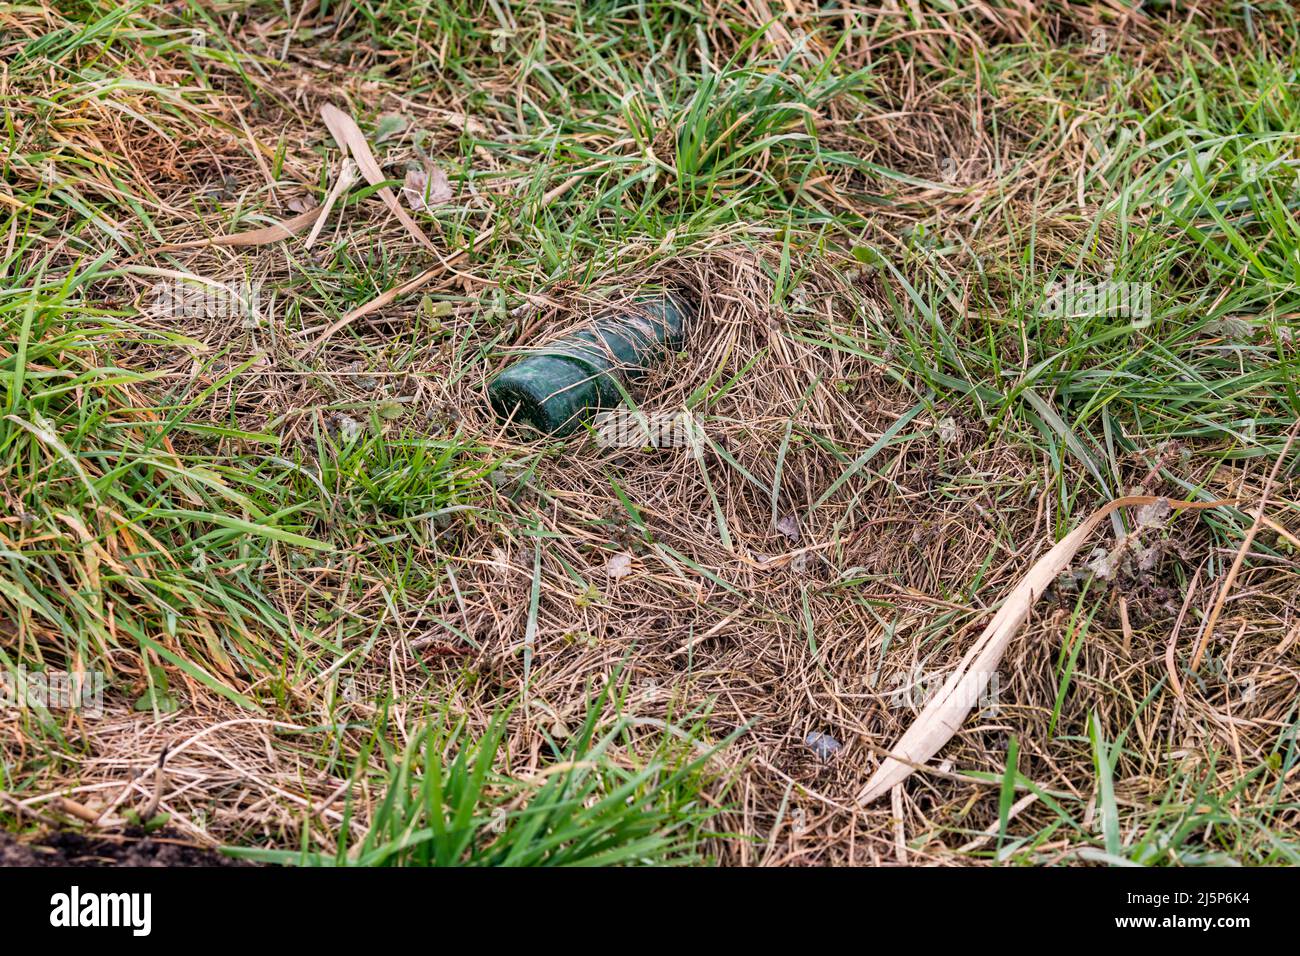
(487, 291), (695, 436)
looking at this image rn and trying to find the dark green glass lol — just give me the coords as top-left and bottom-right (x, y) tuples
(487, 292), (694, 436)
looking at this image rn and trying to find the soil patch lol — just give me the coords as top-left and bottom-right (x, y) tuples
(0, 829), (252, 867)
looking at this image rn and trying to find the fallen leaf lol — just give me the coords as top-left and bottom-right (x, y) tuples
(305, 158), (360, 249)
(1136, 498), (1172, 529)
(804, 731), (841, 761)
(319, 103), (438, 253)
(606, 552), (633, 579)
(373, 113), (407, 143)
(212, 207), (323, 246)
(1135, 545), (1162, 572)
(334, 414), (363, 443)
(1085, 545), (1120, 580)
(490, 547), (511, 579)
(141, 206), (324, 256)
(776, 513), (800, 542)
(1202, 316), (1255, 341)
(857, 495), (1232, 804)
(403, 167), (452, 211)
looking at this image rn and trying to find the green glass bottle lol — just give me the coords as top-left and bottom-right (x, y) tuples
(487, 292), (694, 436)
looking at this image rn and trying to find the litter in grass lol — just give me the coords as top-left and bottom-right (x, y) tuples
(488, 292), (695, 435)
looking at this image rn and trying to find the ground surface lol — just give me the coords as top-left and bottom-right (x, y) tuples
(2, 1), (1299, 866)
(0, 829), (246, 866)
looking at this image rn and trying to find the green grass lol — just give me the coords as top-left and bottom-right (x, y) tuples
(228, 678), (736, 866)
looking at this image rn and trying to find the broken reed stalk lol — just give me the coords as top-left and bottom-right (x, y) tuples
(858, 495), (1232, 805)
